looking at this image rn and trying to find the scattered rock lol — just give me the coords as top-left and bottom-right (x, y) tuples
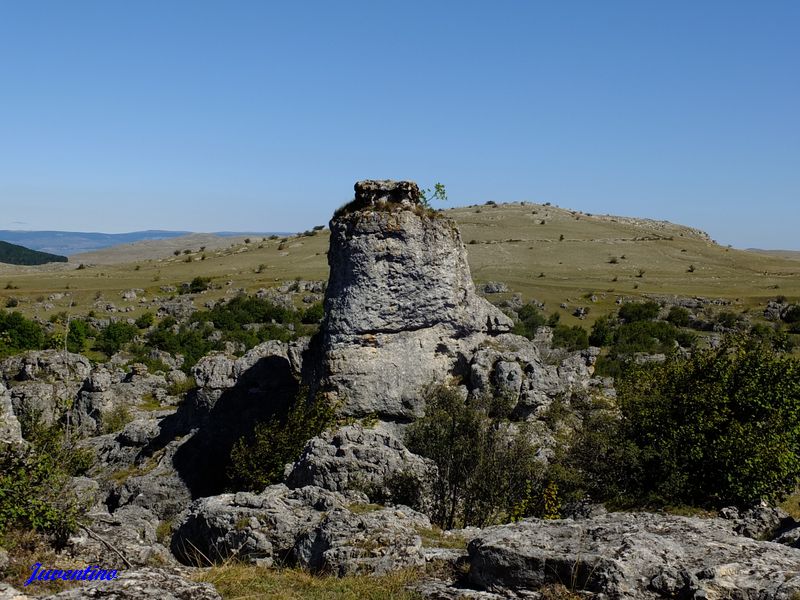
(482, 282), (508, 294)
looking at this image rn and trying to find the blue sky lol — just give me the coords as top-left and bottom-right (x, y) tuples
(0, 1), (797, 248)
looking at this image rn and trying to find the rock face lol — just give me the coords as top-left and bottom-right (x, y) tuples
(0, 382), (23, 446)
(317, 180), (513, 419)
(466, 512), (800, 599)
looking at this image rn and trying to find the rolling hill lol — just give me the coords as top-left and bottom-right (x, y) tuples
(0, 201), (798, 325)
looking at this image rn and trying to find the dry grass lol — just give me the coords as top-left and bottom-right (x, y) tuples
(0, 529), (86, 593)
(196, 563), (423, 600)
(2, 202), (799, 329)
(779, 489), (800, 520)
(414, 526), (468, 550)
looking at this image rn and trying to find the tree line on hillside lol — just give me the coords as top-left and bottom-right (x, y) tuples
(0, 240), (68, 265)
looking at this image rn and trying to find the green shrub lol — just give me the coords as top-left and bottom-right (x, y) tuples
(135, 312), (155, 329)
(406, 386), (542, 528)
(102, 404), (133, 434)
(552, 325), (589, 351)
(0, 420), (95, 540)
(715, 311), (743, 330)
(186, 276), (212, 294)
(96, 321), (138, 355)
(228, 391), (336, 492)
(0, 310), (46, 357)
(782, 305), (800, 324)
(589, 316), (615, 346)
(618, 336), (800, 506)
(513, 303), (547, 339)
(612, 320), (677, 355)
(666, 306), (691, 327)
(301, 302), (324, 324)
(67, 319), (91, 353)
(618, 301), (660, 323)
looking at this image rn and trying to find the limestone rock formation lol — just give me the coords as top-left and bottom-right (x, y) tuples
(285, 423), (438, 509)
(172, 483), (432, 574)
(0, 383), (22, 446)
(40, 567), (220, 599)
(317, 180), (513, 419)
(465, 512), (800, 598)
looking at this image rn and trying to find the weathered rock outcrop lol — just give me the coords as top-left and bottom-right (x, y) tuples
(172, 483), (432, 574)
(30, 567), (220, 600)
(285, 423), (438, 509)
(465, 512), (800, 599)
(317, 180), (514, 419)
(0, 382), (22, 446)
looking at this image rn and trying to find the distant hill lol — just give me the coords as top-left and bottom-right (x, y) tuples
(748, 249), (800, 261)
(0, 240), (68, 265)
(0, 230), (285, 256)
(0, 230), (192, 256)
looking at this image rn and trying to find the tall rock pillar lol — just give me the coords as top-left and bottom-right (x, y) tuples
(316, 180), (512, 419)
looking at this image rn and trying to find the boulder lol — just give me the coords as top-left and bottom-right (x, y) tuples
(40, 567), (220, 599)
(172, 484), (364, 566)
(285, 423), (438, 509)
(294, 505), (431, 575)
(466, 512), (800, 598)
(66, 505), (174, 568)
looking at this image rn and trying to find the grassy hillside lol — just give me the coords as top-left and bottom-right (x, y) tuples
(0, 240), (68, 266)
(0, 202), (798, 326)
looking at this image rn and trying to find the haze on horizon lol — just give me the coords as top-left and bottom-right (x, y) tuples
(0, 1), (797, 249)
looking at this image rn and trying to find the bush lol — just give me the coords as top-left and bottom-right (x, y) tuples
(617, 336), (800, 507)
(135, 312), (155, 329)
(101, 404), (133, 434)
(301, 302), (324, 324)
(406, 386), (542, 528)
(589, 316), (615, 346)
(513, 304), (546, 339)
(185, 276), (212, 294)
(0, 420), (94, 540)
(716, 311), (743, 330)
(618, 301), (660, 323)
(65, 319), (91, 353)
(666, 306), (691, 327)
(552, 325), (589, 351)
(228, 391), (336, 492)
(96, 321), (138, 355)
(782, 304), (800, 324)
(0, 310), (46, 357)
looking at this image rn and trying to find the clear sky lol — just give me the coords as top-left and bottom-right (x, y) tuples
(0, 1), (797, 248)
